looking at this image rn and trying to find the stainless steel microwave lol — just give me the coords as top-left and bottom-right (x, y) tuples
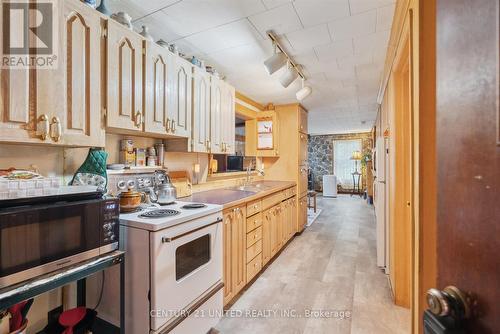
(0, 192), (119, 288)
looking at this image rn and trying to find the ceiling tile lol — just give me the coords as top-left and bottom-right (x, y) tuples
(182, 19), (263, 54)
(349, 0), (396, 15)
(161, 0), (266, 37)
(286, 24), (331, 52)
(352, 30), (390, 55)
(336, 53), (372, 69)
(262, 0), (293, 10)
(376, 4), (396, 31)
(327, 10), (376, 41)
(248, 3), (303, 36)
(314, 39), (353, 62)
(293, 0), (350, 27)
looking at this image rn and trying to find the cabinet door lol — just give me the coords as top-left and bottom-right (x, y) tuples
(291, 197), (297, 238)
(168, 57), (192, 138)
(192, 67), (210, 152)
(0, 67), (36, 143)
(262, 208), (272, 266)
(232, 206), (246, 295)
(299, 107), (308, 134)
(270, 206), (279, 257)
(299, 165), (309, 197)
(223, 210), (233, 305)
(222, 82), (236, 154)
(298, 196), (307, 232)
(35, 0), (104, 146)
(210, 77), (223, 154)
(299, 133), (308, 166)
(144, 41), (169, 135)
(106, 20), (143, 132)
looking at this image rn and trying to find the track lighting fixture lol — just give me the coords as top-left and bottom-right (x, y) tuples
(279, 61), (298, 88)
(263, 43), (287, 75)
(296, 78), (312, 101)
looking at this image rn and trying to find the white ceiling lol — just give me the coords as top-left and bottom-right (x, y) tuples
(106, 0), (395, 134)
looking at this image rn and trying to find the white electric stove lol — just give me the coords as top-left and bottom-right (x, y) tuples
(99, 199), (224, 334)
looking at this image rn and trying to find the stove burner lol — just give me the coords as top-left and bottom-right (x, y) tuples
(181, 203), (207, 209)
(139, 209), (180, 219)
(158, 201), (176, 206)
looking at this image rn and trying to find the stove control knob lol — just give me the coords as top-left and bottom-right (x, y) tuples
(117, 180), (126, 190)
(127, 179), (136, 189)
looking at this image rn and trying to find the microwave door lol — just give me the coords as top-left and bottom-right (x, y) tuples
(0, 200), (102, 288)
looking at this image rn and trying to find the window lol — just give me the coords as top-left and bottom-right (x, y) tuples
(333, 139), (362, 188)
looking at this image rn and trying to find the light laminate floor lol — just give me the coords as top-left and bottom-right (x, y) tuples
(216, 195), (410, 334)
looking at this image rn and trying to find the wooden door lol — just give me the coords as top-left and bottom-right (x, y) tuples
(298, 166), (308, 197)
(35, 0), (104, 146)
(210, 77), (223, 154)
(262, 208), (272, 265)
(419, 0), (500, 332)
(270, 205), (280, 257)
(168, 57), (192, 138)
(192, 67), (210, 152)
(232, 206), (246, 295)
(223, 210), (233, 305)
(106, 19), (143, 132)
(143, 41), (169, 136)
(298, 196), (307, 232)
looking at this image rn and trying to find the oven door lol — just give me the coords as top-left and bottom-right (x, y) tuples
(149, 213), (223, 331)
(0, 199), (102, 288)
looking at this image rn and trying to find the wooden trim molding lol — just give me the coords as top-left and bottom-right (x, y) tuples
(235, 91), (265, 111)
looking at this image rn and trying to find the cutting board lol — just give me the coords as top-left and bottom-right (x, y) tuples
(169, 171), (192, 198)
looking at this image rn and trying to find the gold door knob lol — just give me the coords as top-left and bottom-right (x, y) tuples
(426, 286), (471, 319)
(50, 116), (62, 142)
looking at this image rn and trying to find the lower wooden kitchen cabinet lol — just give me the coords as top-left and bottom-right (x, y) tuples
(223, 185), (307, 307)
(223, 205), (247, 305)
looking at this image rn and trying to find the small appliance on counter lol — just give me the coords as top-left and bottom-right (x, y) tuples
(0, 191), (119, 288)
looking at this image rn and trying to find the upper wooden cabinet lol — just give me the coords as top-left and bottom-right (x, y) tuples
(105, 19), (144, 133)
(192, 67), (211, 153)
(299, 106), (308, 134)
(255, 110), (280, 157)
(168, 57), (192, 138)
(1, 0), (104, 146)
(210, 78), (236, 154)
(222, 82), (236, 154)
(210, 77), (224, 154)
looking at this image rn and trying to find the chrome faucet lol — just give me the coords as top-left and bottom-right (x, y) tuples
(246, 163), (252, 185)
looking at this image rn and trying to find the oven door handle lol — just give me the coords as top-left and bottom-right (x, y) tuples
(161, 217), (223, 243)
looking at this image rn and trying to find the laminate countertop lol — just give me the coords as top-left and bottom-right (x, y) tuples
(185, 180), (296, 209)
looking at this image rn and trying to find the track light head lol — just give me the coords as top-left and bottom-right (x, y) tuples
(263, 48), (287, 75)
(296, 78), (312, 100)
(279, 62), (298, 88)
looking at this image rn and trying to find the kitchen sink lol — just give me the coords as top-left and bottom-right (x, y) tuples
(230, 186), (261, 193)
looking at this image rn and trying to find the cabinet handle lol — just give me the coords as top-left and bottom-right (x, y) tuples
(301, 134), (304, 139)
(275, 150), (279, 156)
(50, 116), (62, 142)
(222, 142), (226, 152)
(206, 140), (211, 150)
(134, 111), (142, 128)
(37, 114), (49, 141)
(172, 120), (176, 132)
(165, 118), (171, 132)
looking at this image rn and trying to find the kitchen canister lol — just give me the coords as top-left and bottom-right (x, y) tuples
(83, 0), (97, 8)
(139, 25), (154, 42)
(96, 0), (111, 16)
(155, 143), (164, 167)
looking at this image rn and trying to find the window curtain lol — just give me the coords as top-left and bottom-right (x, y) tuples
(333, 139), (362, 188)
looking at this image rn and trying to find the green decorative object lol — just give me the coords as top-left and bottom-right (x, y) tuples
(70, 148), (108, 191)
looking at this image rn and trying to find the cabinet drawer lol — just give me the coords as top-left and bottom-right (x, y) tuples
(246, 199), (262, 217)
(262, 192), (282, 209)
(246, 213), (262, 233)
(246, 239), (262, 263)
(246, 226), (263, 248)
(246, 253), (262, 283)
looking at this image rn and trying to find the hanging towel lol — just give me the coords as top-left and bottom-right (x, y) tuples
(70, 148), (108, 191)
